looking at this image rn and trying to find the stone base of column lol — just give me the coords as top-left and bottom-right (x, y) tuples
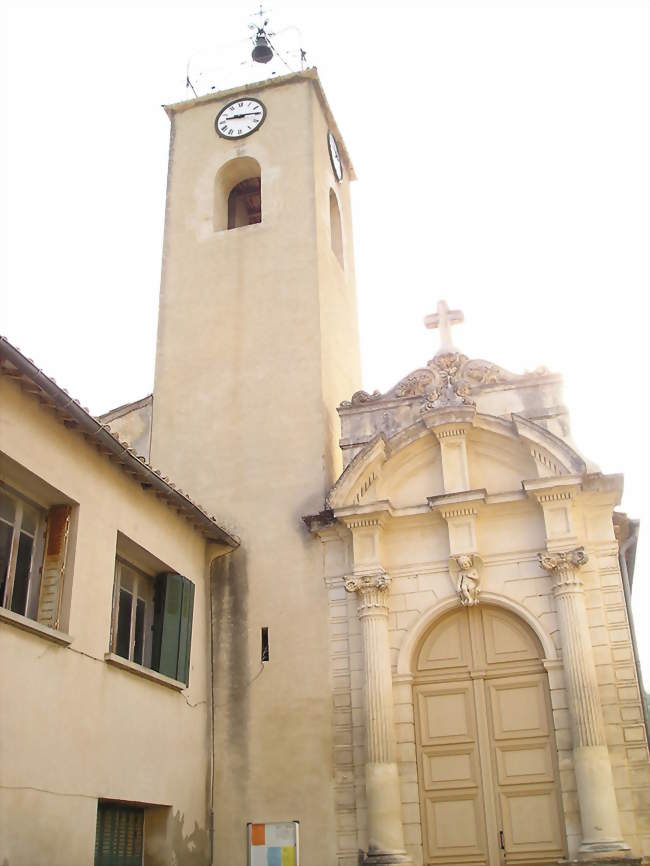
(362, 852), (414, 866)
(365, 762), (411, 860)
(573, 746), (629, 857)
(576, 842), (634, 861)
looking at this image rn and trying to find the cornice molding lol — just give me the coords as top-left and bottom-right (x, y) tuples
(334, 500), (394, 528)
(428, 489), (487, 514)
(523, 476), (583, 500)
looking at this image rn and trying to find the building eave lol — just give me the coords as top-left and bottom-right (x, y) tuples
(0, 337), (239, 550)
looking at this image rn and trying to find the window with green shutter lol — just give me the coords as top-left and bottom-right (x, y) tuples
(111, 561), (195, 686)
(94, 802), (144, 866)
(152, 572), (195, 685)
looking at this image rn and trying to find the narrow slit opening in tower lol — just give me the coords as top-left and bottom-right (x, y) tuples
(228, 177), (262, 229)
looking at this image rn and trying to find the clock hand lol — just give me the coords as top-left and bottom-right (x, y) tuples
(228, 112), (262, 119)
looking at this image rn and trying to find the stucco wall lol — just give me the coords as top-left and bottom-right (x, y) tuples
(0, 376), (214, 866)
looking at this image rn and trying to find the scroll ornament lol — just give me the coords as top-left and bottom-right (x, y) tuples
(538, 547), (588, 572)
(341, 353), (547, 410)
(538, 547), (589, 591)
(344, 571), (391, 613)
(344, 571), (390, 594)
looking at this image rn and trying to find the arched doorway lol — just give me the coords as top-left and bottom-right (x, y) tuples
(413, 605), (565, 866)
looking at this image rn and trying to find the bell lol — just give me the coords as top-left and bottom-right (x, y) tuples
(252, 33), (273, 64)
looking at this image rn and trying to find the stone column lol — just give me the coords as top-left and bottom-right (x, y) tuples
(538, 548), (629, 858)
(345, 571), (412, 865)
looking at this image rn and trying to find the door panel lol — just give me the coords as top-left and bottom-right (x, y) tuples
(481, 607), (541, 666)
(499, 787), (564, 859)
(415, 680), (489, 865)
(488, 677), (549, 740)
(424, 793), (487, 862)
(487, 673), (564, 864)
(422, 746), (477, 790)
(414, 606), (565, 866)
(494, 742), (555, 786)
(417, 685), (476, 744)
(417, 609), (472, 673)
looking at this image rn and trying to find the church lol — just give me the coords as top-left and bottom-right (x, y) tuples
(1, 66), (649, 866)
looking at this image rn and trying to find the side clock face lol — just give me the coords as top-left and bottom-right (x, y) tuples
(216, 98), (266, 140)
(328, 131), (343, 182)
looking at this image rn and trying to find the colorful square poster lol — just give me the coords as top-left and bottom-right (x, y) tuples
(248, 821), (299, 866)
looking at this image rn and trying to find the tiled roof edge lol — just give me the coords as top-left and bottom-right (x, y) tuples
(0, 337), (239, 550)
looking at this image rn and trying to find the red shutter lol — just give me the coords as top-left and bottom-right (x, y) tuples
(37, 505), (71, 628)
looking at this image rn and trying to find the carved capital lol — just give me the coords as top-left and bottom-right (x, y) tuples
(345, 570), (391, 615)
(538, 547), (588, 592)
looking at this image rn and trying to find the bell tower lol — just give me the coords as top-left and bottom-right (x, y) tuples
(151, 68), (360, 511)
(150, 69), (361, 866)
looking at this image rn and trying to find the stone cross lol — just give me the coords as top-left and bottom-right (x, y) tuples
(424, 300), (464, 354)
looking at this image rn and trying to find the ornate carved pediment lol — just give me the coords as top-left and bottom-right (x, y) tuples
(341, 353), (548, 410)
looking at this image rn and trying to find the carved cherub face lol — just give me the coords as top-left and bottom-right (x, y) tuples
(456, 554), (473, 570)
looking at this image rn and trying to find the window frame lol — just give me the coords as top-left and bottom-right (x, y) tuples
(109, 550), (195, 686)
(0, 484), (46, 619)
(111, 558), (155, 669)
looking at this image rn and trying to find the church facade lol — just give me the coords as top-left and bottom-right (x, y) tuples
(1, 69), (649, 866)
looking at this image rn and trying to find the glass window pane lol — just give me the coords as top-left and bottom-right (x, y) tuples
(115, 589), (133, 659)
(20, 503), (39, 536)
(133, 598), (145, 665)
(119, 564), (135, 593)
(0, 521), (13, 607)
(0, 491), (15, 525)
(10, 531), (34, 616)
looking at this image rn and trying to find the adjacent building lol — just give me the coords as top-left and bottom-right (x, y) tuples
(0, 338), (237, 865)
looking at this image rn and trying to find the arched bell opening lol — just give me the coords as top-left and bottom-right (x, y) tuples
(329, 188), (343, 267)
(214, 156), (262, 232)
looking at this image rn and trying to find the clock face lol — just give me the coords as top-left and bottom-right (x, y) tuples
(328, 131), (343, 182)
(215, 98), (266, 140)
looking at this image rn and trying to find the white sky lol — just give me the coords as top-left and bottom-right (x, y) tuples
(1, 2), (648, 680)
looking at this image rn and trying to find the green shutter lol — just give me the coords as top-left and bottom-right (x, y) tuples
(177, 578), (195, 685)
(152, 573), (194, 683)
(94, 802), (143, 866)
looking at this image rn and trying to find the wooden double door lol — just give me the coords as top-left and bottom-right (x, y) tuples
(414, 605), (565, 866)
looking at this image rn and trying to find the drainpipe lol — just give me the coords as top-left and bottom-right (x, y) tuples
(618, 520), (650, 741)
(208, 555), (216, 866)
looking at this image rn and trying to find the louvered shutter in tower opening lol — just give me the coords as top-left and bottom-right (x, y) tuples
(36, 504), (71, 628)
(94, 803), (143, 866)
